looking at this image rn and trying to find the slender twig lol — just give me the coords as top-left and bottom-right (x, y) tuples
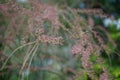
(0, 40), (37, 71)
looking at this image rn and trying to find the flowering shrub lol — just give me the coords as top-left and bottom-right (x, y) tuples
(0, 0), (115, 80)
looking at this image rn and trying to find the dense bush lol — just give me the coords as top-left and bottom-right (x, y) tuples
(0, 0), (118, 80)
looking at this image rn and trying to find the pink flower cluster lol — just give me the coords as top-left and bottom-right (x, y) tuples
(81, 52), (92, 69)
(35, 28), (45, 35)
(0, 4), (8, 11)
(71, 42), (83, 55)
(42, 6), (60, 29)
(92, 30), (105, 48)
(99, 71), (108, 80)
(0, 4), (11, 16)
(38, 35), (63, 45)
(71, 33), (93, 55)
(71, 33), (94, 69)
